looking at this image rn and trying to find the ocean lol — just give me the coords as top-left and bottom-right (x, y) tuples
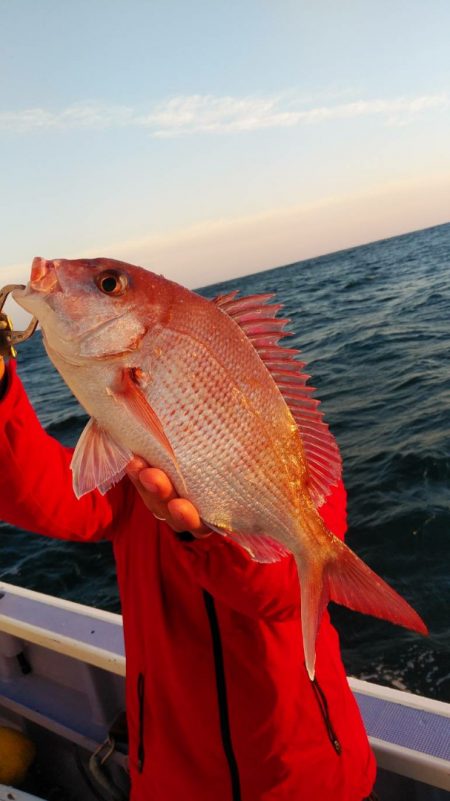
(1, 222), (449, 701)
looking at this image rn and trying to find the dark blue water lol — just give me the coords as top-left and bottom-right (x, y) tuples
(1, 223), (449, 701)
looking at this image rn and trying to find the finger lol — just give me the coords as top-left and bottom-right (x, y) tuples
(168, 498), (211, 537)
(125, 461), (171, 520)
(126, 472), (168, 519)
(126, 459), (176, 502)
(125, 455), (148, 478)
(138, 468), (176, 502)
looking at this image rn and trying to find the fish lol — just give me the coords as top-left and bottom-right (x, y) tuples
(14, 256), (427, 678)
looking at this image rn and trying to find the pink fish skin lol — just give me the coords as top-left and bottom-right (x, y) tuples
(14, 256), (427, 678)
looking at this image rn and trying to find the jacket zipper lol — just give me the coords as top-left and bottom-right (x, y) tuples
(311, 677), (342, 754)
(137, 672), (145, 772)
(203, 590), (242, 801)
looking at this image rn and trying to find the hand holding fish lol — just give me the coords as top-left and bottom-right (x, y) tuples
(0, 316), (10, 367)
(0, 312), (8, 379)
(126, 456), (211, 538)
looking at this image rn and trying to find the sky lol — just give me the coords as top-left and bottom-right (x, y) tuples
(1, 0), (450, 326)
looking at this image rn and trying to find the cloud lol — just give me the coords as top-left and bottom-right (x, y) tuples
(145, 95), (301, 135)
(0, 92), (448, 136)
(148, 93), (450, 137)
(0, 103), (136, 133)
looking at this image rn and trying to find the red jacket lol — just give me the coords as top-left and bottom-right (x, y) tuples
(0, 362), (375, 801)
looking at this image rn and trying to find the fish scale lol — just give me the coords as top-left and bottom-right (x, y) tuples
(148, 326), (300, 536)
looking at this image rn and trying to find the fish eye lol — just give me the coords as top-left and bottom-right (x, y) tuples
(96, 271), (128, 296)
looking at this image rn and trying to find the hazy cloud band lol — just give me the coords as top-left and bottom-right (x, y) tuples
(0, 92), (448, 136)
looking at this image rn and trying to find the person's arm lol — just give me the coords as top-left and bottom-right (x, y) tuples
(0, 359), (135, 541)
(131, 460), (348, 621)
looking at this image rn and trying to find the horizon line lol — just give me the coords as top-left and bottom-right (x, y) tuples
(195, 218), (450, 290)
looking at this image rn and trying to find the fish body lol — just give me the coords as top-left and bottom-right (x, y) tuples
(15, 257), (427, 677)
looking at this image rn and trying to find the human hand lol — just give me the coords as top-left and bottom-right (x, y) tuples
(126, 456), (211, 538)
(0, 314), (11, 367)
(0, 313), (8, 381)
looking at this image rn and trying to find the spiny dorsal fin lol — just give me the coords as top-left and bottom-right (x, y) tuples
(213, 290), (342, 507)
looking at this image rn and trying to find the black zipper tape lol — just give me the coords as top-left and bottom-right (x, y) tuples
(311, 677), (342, 754)
(137, 672), (145, 772)
(203, 590), (242, 801)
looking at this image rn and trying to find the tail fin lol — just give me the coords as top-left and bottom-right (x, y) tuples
(297, 534), (428, 680)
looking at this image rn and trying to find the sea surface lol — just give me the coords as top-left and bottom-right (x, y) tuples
(1, 223), (449, 701)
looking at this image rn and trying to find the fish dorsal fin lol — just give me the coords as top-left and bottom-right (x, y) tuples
(71, 417), (133, 499)
(213, 291), (342, 507)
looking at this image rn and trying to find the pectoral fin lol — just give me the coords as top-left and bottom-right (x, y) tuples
(108, 368), (176, 461)
(71, 418), (133, 498)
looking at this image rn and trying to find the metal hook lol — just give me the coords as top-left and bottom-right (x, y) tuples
(0, 283), (38, 359)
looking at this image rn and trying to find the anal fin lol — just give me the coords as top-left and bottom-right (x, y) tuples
(206, 523), (290, 563)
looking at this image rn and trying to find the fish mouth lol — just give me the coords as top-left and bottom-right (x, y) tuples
(12, 257), (61, 317)
(29, 257), (61, 294)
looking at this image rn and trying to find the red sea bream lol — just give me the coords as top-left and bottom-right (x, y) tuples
(14, 257), (427, 678)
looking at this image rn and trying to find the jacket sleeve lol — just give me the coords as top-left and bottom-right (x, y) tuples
(175, 478), (348, 621)
(0, 361), (136, 542)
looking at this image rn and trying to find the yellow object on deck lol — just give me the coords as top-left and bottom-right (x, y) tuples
(0, 726), (36, 785)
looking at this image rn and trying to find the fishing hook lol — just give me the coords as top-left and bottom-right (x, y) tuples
(0, 283), (38, 358)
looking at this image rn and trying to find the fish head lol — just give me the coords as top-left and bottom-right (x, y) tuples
(14, 256), (170, 361)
